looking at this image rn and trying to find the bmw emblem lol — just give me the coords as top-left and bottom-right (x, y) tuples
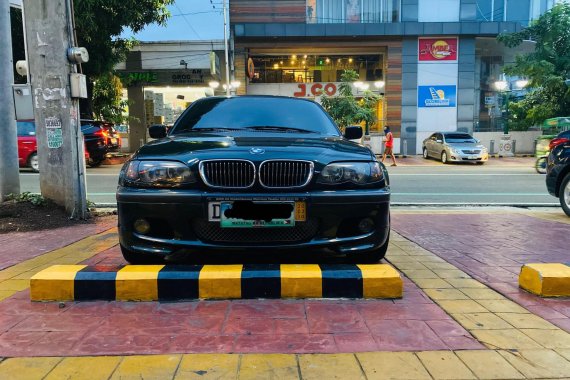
(249, 147), (265, 155)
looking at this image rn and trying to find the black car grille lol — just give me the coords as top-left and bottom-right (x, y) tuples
(199, 160), (255, 188)
(259, 160), (313, 188)
(192, 218), (319, 244)
(461, 150), (481, 154)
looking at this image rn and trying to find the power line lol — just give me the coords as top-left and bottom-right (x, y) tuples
(174, 3), (202, 39)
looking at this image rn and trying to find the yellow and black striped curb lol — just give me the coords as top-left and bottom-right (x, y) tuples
(519, 263), (570, 297)
(30, 264), (403, 301)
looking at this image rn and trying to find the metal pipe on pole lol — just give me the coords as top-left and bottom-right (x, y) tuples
(0, 1), (21, 201)
(223, 0), (231, 96)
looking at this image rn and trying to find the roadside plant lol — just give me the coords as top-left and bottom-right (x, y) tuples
(6, 192), (47, 207)
(321, 70), (380, 133)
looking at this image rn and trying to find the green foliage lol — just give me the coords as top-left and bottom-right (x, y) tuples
(6, 192), (47, 207)
(92, 73), (129, 124)
(321, 70), (380, 132)
(74, 0), (174, 77)
(497, 3), (570, 127)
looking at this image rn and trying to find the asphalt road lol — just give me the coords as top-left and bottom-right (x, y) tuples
(18, 158), (559, 206)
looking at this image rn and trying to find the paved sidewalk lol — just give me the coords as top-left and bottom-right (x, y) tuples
(1, 209), (570, 379)
(382, 155), (534, 167)
(392, 210), (570, 332)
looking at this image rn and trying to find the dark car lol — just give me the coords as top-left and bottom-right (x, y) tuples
(81, 120), (120, 167)
(117, 96), (390, 264)
(546, 130), (570, 216)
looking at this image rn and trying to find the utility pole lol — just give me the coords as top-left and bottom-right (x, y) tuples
(0, 1), (21, 201)
(23, 0), (88, 219)
(223, 0), (231, 96)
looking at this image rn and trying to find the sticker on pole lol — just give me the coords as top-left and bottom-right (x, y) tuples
(47, 128), (63, 148)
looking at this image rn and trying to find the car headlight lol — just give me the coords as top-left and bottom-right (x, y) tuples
(450, 147), (461, 154)
(317, 162), (383, 185)
(121, 160), (195, 187)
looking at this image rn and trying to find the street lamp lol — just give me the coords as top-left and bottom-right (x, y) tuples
(209, 81), (220, 89)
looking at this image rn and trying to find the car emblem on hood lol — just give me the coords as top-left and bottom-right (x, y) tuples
(249, 147), (265, 155)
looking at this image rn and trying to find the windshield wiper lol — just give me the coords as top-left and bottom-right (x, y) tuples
(245, 126), (315, 133)
(184, 127), (242, 133)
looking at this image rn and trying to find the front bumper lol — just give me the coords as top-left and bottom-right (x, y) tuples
(117, 187), (390, 256)
(447, 151), (489, 162)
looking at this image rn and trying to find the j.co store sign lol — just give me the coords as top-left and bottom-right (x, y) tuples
(418, 37), (458, 61)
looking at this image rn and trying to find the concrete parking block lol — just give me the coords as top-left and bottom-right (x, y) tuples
(455, 350), (524, 379)
(498, 349), (570, 379)
(519, 263), (570, 297)
(175, 354), (239, 379)
(29, 264), (403, 301)
(45, 356), (121, 380)
(356, 352), (431, 380)
(298, 354), (365, 380)
(238, 354), (299, 380)
(416, 351), (476, 380)
(110, 355), (181, 379)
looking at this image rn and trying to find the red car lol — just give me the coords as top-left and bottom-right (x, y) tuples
(17, 120), (90, 172)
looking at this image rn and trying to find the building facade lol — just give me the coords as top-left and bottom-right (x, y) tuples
(230, 0), (562, 154)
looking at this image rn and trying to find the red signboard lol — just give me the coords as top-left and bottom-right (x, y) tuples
(293, 83), (337, 97)
(418, 38), (458, 61)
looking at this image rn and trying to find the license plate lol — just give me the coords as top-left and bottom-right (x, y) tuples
(467, 155), (477, 159)
(208, 201), (306, 228)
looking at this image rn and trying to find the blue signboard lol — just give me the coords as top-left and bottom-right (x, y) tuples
(418, 85), (457, 108)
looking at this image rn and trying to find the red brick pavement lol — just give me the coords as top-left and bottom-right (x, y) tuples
(0, 275), (482, 357)
(392, 213), (570, 332)
(0, 216), (116, 271)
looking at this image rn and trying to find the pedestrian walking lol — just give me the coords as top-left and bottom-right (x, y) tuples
(382, 126), (397, 166)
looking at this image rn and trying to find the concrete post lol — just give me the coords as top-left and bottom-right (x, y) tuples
(23, 0), (88, 218)
(0, 1), (21, 201)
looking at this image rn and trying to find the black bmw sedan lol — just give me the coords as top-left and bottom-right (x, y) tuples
(117, 96), (390, 264)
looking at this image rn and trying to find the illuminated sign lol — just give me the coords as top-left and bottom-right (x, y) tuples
(419, 38), (458, 61)
(418, 85), (457, 108)
(293, 83), (337, 97)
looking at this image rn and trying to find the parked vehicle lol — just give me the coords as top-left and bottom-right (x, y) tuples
(17, 120), (39, 172)
(535, 117), (570, 174)
(17, 120), (90, 172)
(546, 130), (570, 216)
(422, 132), (488, 164)
(117, 96), (390, 264)
(80, 120), (120, 167)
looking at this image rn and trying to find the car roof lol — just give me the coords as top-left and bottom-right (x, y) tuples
(200, 95), (318, 105)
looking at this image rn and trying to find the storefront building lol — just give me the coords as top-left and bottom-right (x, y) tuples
(230, 0), (560, 154)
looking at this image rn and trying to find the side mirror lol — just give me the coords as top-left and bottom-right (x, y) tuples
(344, 126), (363, 140)
(476, 139), (481, 143)
(149, 125), (167, 139)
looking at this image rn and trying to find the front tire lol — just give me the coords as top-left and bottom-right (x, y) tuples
(120, 244), (164, 264)
(423, 148), (429, 159)
(441, 151), (449, 164)
(560, 173), (570, 217)
(28, 153), (39, 173)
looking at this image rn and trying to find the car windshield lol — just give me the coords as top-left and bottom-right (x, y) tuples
(445, 133), (476, 143)
(170, 97), (340, 136)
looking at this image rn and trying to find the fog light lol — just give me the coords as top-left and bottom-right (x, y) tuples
(358, 218), (375, 233)
(134, 218), (151, 234)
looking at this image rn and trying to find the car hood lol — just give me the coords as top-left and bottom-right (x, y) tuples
(134, 133), (374, 164)
(446, 143), (486, 150)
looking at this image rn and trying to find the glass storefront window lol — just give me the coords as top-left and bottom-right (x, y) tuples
(307, 0), (400, 23)
(249, 54), (384, 84)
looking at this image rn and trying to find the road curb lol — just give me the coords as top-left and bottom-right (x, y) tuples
(30, 264), (403, 301)
(519, 263), (570, 297)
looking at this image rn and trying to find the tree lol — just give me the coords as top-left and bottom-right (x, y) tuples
(497, 3), (570, 128)
(73, 0), (175, 118)
(92, 73), (129, 124)
(321, 70), (380, 133)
